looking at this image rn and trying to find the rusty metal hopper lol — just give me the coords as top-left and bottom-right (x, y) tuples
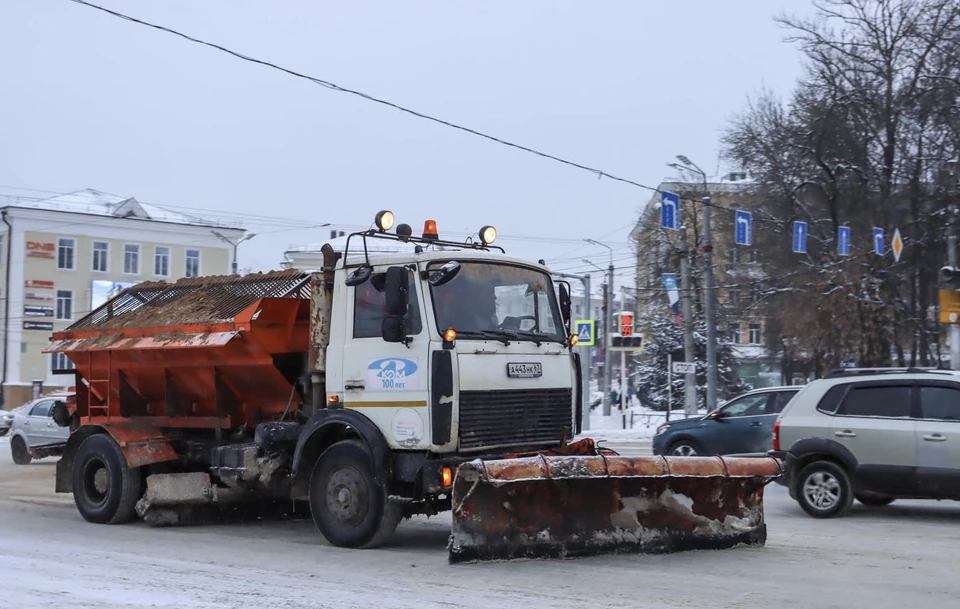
(45, 271), (313, 429)
(448, 454), (782, 564)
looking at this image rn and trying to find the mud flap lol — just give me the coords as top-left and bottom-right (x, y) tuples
(448, 454), (782, 564)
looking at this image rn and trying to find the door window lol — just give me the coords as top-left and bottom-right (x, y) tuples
(919, 386), (960, 421)
(720, 393), (770, 417)
(29, 401), (53, 417)
(353, 271), (423, 339)
(770, 390), (800, 413)
(837, 385), (911, 418)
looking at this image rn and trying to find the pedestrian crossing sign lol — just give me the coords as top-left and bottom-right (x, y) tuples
(574, 320), (595, 346)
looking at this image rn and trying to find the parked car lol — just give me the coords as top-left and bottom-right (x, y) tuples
(8, 392), (74, 465)
(1, 407), (17, 437)
(771, 367), (960, 518)
(652, 386), (801, 457)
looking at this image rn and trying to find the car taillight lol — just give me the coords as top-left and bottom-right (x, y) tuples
(772, 418), (781, 451)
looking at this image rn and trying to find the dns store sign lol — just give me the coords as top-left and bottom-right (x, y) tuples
(26, 241), (55, 260)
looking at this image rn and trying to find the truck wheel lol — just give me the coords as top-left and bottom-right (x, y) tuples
(11, 436), (31, 465)
(796, 461), (853, 518)
(309, 439), (402, 549)
(72, 434), (143, 524)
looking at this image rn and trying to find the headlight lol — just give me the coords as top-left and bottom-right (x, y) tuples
(655, 424), (670, 435)
(1, 415), (13, 422)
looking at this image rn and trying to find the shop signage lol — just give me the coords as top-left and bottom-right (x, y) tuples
(26, 241), (56, 259)
(24, 292), (53, 302)
(23, 321), (54, 331)
(24, 305), (54, 317)
(24, 280), (55, 289)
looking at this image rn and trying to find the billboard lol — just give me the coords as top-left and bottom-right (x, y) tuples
(91, 280), (139, 310)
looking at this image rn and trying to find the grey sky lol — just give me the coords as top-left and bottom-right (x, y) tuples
(2, 0), (810, 286)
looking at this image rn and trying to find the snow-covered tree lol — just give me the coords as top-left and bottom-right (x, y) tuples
(635, 314), (738, 411)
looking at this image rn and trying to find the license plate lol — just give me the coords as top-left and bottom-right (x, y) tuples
(507, 362), (542, 378)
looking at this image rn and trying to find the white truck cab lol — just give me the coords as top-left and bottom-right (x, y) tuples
(321, 217), (580, 456)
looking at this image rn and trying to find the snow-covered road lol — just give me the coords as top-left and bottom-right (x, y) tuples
(1, 453), (959, 609)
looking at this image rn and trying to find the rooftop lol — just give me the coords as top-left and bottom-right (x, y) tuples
(2, 188), (241, 229)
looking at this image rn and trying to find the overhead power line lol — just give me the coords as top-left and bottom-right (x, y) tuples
(65, 0), (676, 199)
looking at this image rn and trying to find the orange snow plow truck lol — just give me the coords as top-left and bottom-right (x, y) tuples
(45, 211), (782, 563)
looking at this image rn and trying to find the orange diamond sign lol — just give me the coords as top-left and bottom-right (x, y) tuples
(892, 228), (903, 262)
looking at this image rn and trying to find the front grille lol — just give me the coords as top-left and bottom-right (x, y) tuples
(458, 388), (572, 450)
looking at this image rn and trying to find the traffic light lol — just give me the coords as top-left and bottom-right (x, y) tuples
(618, 312), (633, 337)
(611, 336), (643, 349)
(941, 266), (960, 290)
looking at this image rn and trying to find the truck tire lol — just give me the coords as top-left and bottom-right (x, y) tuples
(11, 436), (31, 465)
(309, 439), (402, 549)
(72, 434), (143, 524)
(795, 460), (854, 518)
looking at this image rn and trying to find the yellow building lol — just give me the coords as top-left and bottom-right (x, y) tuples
(0, 189), (245, 406)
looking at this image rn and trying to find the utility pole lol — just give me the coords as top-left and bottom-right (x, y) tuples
(212, 231), (256, 275)
(950, 234), (959, 370)
(703, 194), (719, 411)
(679, 230), (697, 415)
(601, 282), (612, 416)
(619, 285), (627, 428)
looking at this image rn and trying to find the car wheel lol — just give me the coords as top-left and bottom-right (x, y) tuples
(796, 461), (853, 518)
(72, 434), (143, 524)
(309, 439), (402, 549)
(856, 493), (895, 507)
(668, 440), (701, 457)
(11, 436), (31, 465)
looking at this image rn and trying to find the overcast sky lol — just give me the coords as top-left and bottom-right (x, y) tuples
(2, 0), (812, 289)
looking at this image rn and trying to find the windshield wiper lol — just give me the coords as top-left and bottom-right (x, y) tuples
(459, 330), (511, 345)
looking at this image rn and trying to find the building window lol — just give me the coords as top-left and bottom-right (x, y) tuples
(726, 248), (740, 265)
(154, 246), (170, 277)
(56, 290), (73, 321)
(92, 241), (109, 272)
(749, 323), (762, 344)
(749, 249), (760, 263)
(728, 324), (742, 344)
(124, 244), (140, 274)
(751, 283), (763, 304)
(51, 352), (75, 372)
(729, 289), (741, 307)
(57, 238), (76, 270)
(575, 304), (582, 316)
(185, 249), (200, 278)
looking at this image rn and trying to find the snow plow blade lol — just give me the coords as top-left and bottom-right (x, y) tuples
(448, 454), (782, 564)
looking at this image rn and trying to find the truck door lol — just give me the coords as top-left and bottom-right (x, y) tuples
(340, 267), (431, 449)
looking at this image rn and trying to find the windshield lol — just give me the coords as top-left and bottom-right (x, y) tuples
(429, 261), (565, 343)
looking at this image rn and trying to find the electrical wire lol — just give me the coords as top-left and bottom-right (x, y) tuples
(63, 0), (700, 205)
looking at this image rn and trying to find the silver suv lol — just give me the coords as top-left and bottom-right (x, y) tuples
(770, 368), (960, 518)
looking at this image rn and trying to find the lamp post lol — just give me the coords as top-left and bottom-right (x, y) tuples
(672, 155), (718, 411)
(212, 231), (256, 275)
(583, 255), (613, 416)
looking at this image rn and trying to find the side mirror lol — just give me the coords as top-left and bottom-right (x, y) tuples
(558, 282), (572, 331)
(381, 316), (407, 343)
(427, 261), (461, 287)
(708, 410), (724, 420)
(51, 400), (71, 427)
(384, 266), (409, 316)
(345, 266), (372, 287)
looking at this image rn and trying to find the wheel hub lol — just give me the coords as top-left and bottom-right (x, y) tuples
(326, 466), (368, 525)
(803, 471), (840, 509)
(93, 468), (109, 495)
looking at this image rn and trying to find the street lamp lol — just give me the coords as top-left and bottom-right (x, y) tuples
(212, 231), (256, 275)
(584, 238), (616, 417)
(673, 154), (719, 411)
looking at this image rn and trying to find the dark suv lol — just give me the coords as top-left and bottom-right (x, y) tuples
(653, 386), (800, 457)
(770, 368), (960, 518)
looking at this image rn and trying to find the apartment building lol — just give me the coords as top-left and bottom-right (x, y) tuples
(1, 189), (245, 406)
(630, 173), (783, 387)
